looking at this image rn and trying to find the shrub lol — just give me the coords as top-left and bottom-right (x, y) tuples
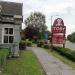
(19, 40), (26, 50)
(51, 46), (75, 61)
(25, 39), (32, 47)
(67, 32), (75, 43)
(43, 44), (50, 49)
(26, 42), (32, 47)
(37, 41), (44, 47)
(43, 41), (50, 49)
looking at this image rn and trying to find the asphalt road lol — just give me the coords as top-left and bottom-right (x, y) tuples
(65, 41), (75, 50)
(53, 41), (75, 50)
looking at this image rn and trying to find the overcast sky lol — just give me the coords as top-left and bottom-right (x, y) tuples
(2, 0), (75, 35)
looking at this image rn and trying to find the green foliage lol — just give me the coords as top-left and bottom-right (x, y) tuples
(25, 12), (46, 31)
(26, 42), (32, 47)
(52, 46), (75, 61)
(37, 41), (44, 47)
(19, 40), (26, 50)
(25, 39), (32, 47)
(67, 32), (75, 42)
(43, 45), (50, 49)
(43, 41), (50, 49)
(24, 12), (47, 39)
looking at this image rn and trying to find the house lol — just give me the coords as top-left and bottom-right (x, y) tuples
(0, 1), (23, 57)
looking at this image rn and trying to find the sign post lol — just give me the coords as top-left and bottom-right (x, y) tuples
(51, 18), (66, 48)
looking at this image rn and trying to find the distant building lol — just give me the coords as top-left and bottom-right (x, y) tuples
(20, 30), (25, 40)
(0, 1), (23, 57)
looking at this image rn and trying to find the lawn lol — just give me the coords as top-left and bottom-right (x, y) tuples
(45, 48), (75, 69)
(1, 50), (43, 75)
(0, 48), (9, 70)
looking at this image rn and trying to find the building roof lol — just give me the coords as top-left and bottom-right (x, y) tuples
(0, 1), (23, 15)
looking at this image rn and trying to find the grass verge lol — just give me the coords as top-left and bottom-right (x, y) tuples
(1, 50), (43, 75)
(32, 43), (37, 47)
(0, 48), (9, 70)
(45, 48), (75, 69)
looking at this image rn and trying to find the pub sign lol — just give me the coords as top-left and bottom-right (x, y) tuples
(51, 18), (66, 44)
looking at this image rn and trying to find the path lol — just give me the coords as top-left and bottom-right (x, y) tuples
(27, 47), (75, 75)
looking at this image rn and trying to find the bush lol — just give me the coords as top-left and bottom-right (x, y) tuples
(19, 40), (26, 50)
(26, 42), (32, 47)
(43, 44), (50, 49)
(37, 41), (44, 47)
(43, 41), (50, 49)
(32, 40), (38, 44)
(52, 46), (75, 61)
(25, 39), (32, 47)
(67, 32), (75, 43)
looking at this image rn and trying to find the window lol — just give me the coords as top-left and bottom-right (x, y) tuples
(3, 28), (14, 43)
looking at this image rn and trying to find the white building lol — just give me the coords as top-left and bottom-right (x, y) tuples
(0, 1), (23, 57)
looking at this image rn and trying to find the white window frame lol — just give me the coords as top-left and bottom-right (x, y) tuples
(2, 27), (14, 44)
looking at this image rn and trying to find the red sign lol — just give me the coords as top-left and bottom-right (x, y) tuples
(53, 18), (64, 26)
(52, 37), (66, 44)
(51, 18), (66, 44)
(52, 26), (66, 33)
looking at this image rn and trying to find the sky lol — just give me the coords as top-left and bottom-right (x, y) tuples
(2, 0), (75, 35)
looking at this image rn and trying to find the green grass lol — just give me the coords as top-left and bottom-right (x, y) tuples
(32, 43), (37, 47)
(0, 48), (9, 60)
(45, 48), (75, 69)
(1, 50), (43, 75)
(0, 48), (9, 68)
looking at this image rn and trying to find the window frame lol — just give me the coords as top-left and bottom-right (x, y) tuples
(2, 27), (14, 44)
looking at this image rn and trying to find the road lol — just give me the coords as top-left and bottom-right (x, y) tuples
(53, 41), (75, 50)
(65, 41), (75, 50)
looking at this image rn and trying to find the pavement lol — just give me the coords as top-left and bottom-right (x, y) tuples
(27, 47), (75, 75)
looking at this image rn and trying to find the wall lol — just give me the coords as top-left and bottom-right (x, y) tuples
(0, 23), (21, 57)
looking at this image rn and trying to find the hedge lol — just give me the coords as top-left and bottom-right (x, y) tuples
(43, 44), (50, 49)
(52, 46), (75, 61)
(19, 40), (26, 50)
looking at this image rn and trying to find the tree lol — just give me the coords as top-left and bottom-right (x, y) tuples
(24, 26), (39, 39)
(24, 12), (47, 39)
(67, 32), (75, 42)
